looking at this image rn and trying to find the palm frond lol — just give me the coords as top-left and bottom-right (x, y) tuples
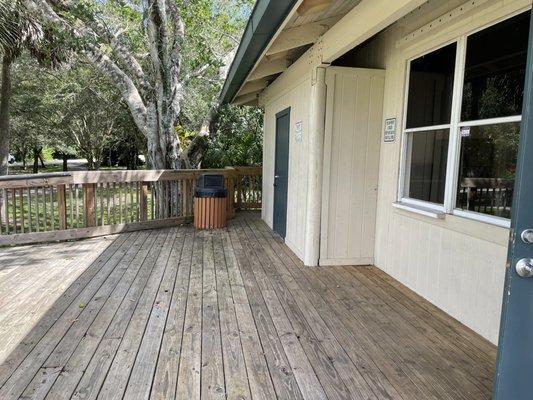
(0, 0), (43, 51)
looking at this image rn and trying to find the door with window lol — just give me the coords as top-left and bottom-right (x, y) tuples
(401, 10), (530, 227)
(273, 108), (290, 238)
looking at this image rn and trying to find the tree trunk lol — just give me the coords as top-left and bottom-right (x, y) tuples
(33, 148), (39, 173)
(39, 152), (46, 168)
(21, 148), (27, 169)
(62, 154), (68, 171)
(144, 123), (182, 219)
(0, 52), (13, 176)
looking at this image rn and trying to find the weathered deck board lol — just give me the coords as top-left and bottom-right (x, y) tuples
(0, 212), (496, 399)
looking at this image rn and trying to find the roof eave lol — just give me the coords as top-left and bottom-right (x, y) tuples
(220, 0), (299, 105)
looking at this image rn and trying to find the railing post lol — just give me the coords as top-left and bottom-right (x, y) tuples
(139, 182), (148, 221)
(228, 176), (236, 219)
(83, 183), (96, 227)
(183, 179), (190, 217)
(225, 168), (237, 218)
(57, 184), (67, 230)
(236, 172), (242, 211)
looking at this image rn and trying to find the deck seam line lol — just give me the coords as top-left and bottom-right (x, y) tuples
(226, 220), (284, 399)
(42, 230), (162, 398)
(72, 228), (171, 399)
(146, 226), (188, 398)
(0, 232), (134, 394)
(117, 227), (177, 399)
(18, 231), (148, 398)
(90, 229), (171, 399)
(218, 228), (254, 398)
(171, 228), (196, 399)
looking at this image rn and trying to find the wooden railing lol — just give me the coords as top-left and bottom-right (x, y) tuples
(0, 166), (262, 246)
(233, 166), (262, 211)
(457, 177), (513, 218)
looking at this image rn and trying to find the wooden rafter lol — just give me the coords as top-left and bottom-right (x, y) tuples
(297, 0), (333, 16)
(237, 79), (269, 97)
(266, 17), (337, 56)
(248, 59), (290, 81)
(233, 93), (259, 106)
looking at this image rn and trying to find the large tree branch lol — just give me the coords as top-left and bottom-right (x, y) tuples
(24, 0), (152, 137)
(180, 48), (236, 168)
(47, 0), (151, 95)
(166, 0), (185, 126)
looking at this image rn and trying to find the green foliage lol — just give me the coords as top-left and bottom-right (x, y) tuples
(4, 0), (263, 171)
(10, 54), (142, 170)
(177, 0), (255, 132)
(203, 104), (263, 168)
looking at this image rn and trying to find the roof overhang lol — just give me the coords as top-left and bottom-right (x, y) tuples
(223, 0), (426, 106)
(220, 0), (299, 105)
(222, 0), (366, 106)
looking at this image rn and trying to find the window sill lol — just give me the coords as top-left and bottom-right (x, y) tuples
(392, 202), (445, 219)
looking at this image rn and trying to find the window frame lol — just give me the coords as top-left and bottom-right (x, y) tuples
(399, 13), (529, 228)
(399, 39), (459, 214)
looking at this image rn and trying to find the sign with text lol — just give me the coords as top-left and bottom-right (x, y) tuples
(295, 120), (303, 143)
(384, 118), (396, 142)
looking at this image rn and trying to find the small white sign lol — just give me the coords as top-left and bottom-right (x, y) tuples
(460, 126), (471, 137)
(384, 118), (396, 142)
(295, 120), (303, 143)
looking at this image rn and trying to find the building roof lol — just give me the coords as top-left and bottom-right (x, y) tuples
(220, 0), (299, 105)
(221, 0), (362, 106)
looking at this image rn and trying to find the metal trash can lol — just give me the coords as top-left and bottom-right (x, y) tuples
(194, 174), (228, 229)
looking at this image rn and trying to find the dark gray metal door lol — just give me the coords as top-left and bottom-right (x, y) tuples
(493, 11), (533, 400)
(273, 108), (290, 238)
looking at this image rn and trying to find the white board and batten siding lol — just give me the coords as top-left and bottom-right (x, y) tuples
(260, 0), (529, 344)
(262, 72), (312, 259)
(370, 0), (531, 344)
(320, 67), (385, 266)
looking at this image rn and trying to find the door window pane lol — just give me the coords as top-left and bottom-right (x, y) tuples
(407, 129), (450, 204)
(456, 122), (520, 219)
(461, 11), (530, 121)
(406, 43), (456, 128)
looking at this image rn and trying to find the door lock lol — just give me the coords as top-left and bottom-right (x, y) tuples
(516, 258), (533, 278)
(521, 229), (533, 244)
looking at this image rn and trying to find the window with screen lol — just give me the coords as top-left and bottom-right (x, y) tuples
(404, 43), (456, 205)
(401, 10), (530, 225)
(455, 11), (529, 219)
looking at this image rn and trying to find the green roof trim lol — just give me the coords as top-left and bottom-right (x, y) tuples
(220, 0), (299, 105)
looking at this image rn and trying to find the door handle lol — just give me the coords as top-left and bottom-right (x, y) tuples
(274, 175), (280, 179)
(521, 229), (533, 243)
(516, 258), (533, 278)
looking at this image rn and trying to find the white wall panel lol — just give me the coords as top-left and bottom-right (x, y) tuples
(369, 0), (529, 343)
(262, 74), (312, 259)
(258, 0), (529, 344)
(320, 67), (385, 265)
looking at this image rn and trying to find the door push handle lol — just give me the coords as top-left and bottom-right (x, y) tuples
(516, 258), (533, 278)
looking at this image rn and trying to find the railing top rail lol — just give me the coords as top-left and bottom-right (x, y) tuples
(233, 166), (262, 173)
(0, 168), (252, 189)
(0, 172), (72, 182)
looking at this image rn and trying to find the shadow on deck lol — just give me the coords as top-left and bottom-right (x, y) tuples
(0, 212), (496, 399)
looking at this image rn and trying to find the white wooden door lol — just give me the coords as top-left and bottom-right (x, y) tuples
(320, 67), (385, 266)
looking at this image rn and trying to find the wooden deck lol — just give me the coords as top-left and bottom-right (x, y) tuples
(0, 212), (496, 399)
